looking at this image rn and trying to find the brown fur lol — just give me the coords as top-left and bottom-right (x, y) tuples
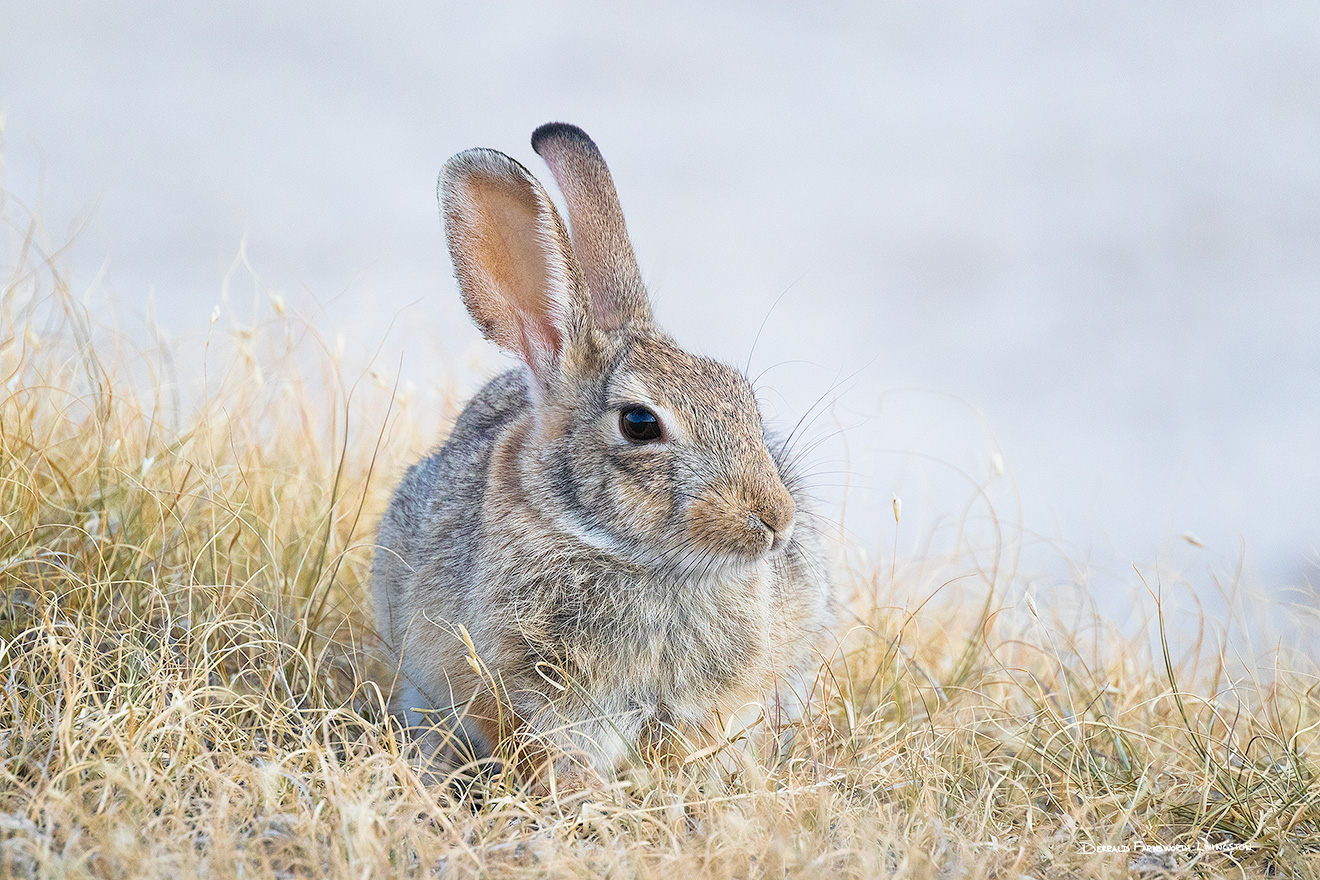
(374, 124), (836, 791)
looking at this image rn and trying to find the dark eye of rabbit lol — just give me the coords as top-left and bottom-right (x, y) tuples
(619, 406), (663, 443)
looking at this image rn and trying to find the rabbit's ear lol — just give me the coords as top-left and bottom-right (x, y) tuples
(440, 148), (593, 384)
(531, 123), (652, 334)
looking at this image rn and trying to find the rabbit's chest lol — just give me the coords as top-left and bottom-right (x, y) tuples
(545, 566), (776, 711)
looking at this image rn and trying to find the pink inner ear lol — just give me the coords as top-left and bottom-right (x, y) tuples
(457, 172), (564, 372)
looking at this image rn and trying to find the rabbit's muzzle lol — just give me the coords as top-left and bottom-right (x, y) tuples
(686, 475), (796, 560)
(754, 506), (795, 552)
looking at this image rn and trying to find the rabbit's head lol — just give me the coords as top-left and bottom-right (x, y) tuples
(440, 123), (795, 573)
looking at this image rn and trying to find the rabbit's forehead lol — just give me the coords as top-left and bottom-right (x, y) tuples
(611, 341), (763, 440)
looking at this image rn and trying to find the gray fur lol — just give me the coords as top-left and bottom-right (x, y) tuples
(373, 124), (836, 789)
(531, 122), (651, 333)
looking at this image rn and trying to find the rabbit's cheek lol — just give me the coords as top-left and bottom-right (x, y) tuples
(606, 451), (676, 535)
(615, 480), (673, 536)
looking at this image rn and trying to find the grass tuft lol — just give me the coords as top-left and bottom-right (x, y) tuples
(2, 199), (1319, 878)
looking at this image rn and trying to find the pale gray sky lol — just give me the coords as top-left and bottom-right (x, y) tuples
(3, 1), (1318, 609)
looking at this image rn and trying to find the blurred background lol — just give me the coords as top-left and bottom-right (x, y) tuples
(2, 1), (1317, 612)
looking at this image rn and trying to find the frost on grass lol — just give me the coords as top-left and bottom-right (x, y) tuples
(2, 210), (1320, 879)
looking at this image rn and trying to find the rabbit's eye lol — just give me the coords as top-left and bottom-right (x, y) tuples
(619, 406), (663, 443)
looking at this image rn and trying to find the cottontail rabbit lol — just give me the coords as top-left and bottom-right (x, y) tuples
(373, 122), (835, 790)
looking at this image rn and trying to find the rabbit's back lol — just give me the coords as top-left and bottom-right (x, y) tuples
(373, 369), (531, 654)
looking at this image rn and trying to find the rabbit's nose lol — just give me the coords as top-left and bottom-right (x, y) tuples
(752, 493), (796, 550)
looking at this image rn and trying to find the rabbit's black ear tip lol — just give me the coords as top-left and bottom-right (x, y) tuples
(532, 122), (595, 154)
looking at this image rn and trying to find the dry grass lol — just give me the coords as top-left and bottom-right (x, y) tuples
(3, 202), (1320, 879)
